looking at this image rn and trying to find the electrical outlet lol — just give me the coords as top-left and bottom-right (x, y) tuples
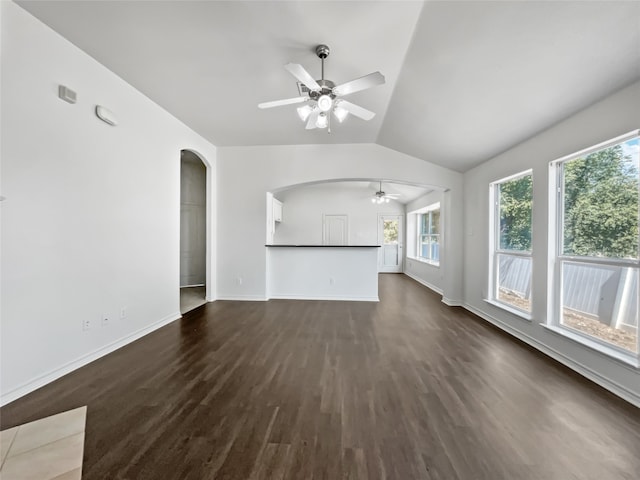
(82, 319), (91, 331)
(120, 307), (127, 319)
(101, 314), (109, 327)
(329, 277), (335, 285)
(237, 277), (243, 286)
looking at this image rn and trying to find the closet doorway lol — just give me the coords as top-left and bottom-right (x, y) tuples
(180, 150), (207, 313)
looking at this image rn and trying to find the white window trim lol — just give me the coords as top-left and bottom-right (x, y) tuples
(484, 298), (533, 321)
(489, 170), (533, 317)
(408, 202), (440, 266)
(542, 323), (639, 369)
(548, 129), (640, 362)
(407, 256), (440, 268)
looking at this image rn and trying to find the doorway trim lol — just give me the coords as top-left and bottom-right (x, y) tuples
(179, 148), (213, 304)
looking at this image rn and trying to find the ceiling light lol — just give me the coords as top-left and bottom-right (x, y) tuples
(258, 44), (385, 133)
(316, 112), (328, 128)
(297, 104), (313, 121)
(333, 105), (348, 123)
(317, 94), (332, 112)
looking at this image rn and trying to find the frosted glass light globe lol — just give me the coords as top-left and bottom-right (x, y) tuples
(317, 95), (332, 112)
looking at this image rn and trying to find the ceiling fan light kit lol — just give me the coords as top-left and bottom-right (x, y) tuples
(316, 112), (328, 129)
(372, 181), (400, 203)
(333, 103), (349, 123)
(258, 44), (385, 132)
(297, 104), (313, 121)
(317, 94), (332, 112)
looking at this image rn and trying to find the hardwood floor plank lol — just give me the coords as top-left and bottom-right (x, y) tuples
(2, 274), (639, 479)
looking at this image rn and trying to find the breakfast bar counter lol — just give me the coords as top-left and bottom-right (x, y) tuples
(266, 245), (380, 301)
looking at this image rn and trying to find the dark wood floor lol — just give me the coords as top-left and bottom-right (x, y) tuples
(2, 274), (639, 479)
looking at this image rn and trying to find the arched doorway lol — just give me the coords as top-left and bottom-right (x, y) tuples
(180, 150), (207, 313)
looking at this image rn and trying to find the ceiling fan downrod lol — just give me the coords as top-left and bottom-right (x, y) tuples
(315, 44), (332, 134)
(316, 44), (330, 82)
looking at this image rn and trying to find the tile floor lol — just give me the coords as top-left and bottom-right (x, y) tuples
(0, 406), (86, 479)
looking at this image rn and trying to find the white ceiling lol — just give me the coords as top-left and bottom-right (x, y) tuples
(16, 1), (640, 172)
(276, 180), (433, 205)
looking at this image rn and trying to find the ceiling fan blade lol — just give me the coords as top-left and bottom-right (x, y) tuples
(305, 109), (320, 129)
(338, 101), (376, 121)
(258, 96), (308, 109)
(285, 63), (321, 92)
(333, 72), (385, 96)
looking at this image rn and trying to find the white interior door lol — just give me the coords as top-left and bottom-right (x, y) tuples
(323, 214), (348, 245)
(379, 215), (403, 272)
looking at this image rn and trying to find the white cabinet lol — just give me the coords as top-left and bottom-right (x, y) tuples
(273, 199), (283, 223)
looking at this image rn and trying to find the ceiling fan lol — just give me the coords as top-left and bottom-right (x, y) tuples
(372, 181), (400, 204)
(258, 44), (385, 132)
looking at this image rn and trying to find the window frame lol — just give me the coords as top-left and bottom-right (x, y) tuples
(417, 208), (440, 264)
(407, 202), (440, 267)
(548, 130), (640, 362)
(488, 170), (533, 318)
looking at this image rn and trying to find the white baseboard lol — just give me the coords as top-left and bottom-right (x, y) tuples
(463, 303), (640, 408)
(216, 295), (268, 301)
(268, 294), (379, 302)
(404, 272), (443, 295)
(442, 297), (463, 307)
(403, 273), (462, 306)
(0, 311), (182, 407)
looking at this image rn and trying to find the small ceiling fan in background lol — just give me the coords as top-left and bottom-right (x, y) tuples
(372, 181), (400, 204)
(258, 44), (385, 132)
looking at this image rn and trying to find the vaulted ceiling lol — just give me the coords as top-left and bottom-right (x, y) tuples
(16, 1), (640, 172)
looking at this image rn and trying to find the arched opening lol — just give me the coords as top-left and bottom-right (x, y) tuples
(265, 178), (443, 301)
(268, 178), (439, 257)
(180, 149), (208, 313)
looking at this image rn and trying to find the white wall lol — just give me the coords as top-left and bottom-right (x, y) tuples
(0, 2), (217, 404)
(463, 80), (640, 406)
(404, 191), (444, 293)
(273, 183), (404, 245)
(217, 143), (464, 302)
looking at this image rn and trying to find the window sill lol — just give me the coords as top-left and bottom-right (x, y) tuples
(407, 256), (440, 268)
(483, 298), (532, 321)
(541, 324), (639, 369)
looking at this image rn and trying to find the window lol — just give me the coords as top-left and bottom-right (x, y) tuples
(551, 131), (639, 355)
(383, 219), (399, 244)
(490, 171), (533, 314)
(407, 202), (440, 266)
(417, 208), (440, 263)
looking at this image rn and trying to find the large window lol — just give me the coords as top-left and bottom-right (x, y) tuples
(417, 208), (440, 263)
(551, 132), (639, 355)
(490, 171), (533, 314)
